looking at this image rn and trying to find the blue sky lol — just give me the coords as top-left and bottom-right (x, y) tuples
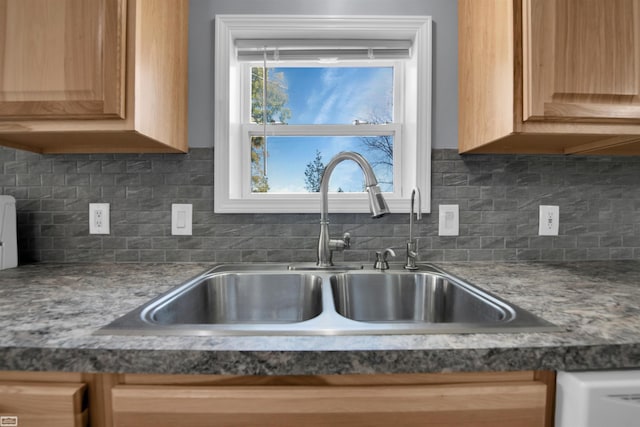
(257, 66), (393, 193)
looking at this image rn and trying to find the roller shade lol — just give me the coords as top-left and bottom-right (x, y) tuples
(235, 39), (412, 61)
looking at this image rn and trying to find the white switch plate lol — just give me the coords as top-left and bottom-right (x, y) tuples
(438, 204), (459, 236)
(89, 203), (110, 235)
(172, 204), (192, 235)
(539, 205), (559, 236)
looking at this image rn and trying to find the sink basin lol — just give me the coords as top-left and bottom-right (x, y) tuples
(331, 272), (508, 323)
(97, 263), (559, 336)
(150, 273), (323, 324)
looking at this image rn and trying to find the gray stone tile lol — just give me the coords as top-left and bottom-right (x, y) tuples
(2, 147), (640, 263)
(139, 250), (166, 262)
(115, 250), (140, 262)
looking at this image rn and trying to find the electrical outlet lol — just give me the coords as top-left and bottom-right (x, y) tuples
(438, 204), (459, 236)
(89, 203), (110, 235)
(172, 204), (192, 235)
(539, 205), (559, 236)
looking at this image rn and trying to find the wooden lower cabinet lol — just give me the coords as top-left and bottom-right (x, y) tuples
(111, 371), (555, 427)
(0, 371), (556, 427)
(0, 372), (88, 427)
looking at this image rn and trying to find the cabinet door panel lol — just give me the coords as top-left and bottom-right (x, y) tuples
(0, 381), (87, 427)
(0, 0), (125, 119)
(524, 0), (640, 123)
(112, 382), (547, 427)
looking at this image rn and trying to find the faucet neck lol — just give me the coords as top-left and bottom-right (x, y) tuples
(405, 187), (422, 270)
(317, 151), (390, 267)
(409, 187), (422, 242)
(319, 152), (380, 225)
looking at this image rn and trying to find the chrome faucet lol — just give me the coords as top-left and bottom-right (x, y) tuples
(317, 152), (390, 267)
(404, 187), (422, 270)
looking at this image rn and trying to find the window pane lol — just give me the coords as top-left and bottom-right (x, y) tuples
(250, 136), (393, 193)
(251, 68), (291, 124)
(251, 67), (394, 125)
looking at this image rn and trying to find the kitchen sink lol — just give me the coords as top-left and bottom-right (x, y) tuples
(97, 263), (558, 336)
(331, 272), (507, 323)
(150, 273), (323, 325)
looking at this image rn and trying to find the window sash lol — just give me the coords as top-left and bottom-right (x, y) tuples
(243, 61), (401, 196)
(242, 61), (403, 125)
(241, 124), (401, 197)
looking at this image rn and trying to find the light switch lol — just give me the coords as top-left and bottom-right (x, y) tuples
(438, 204), (459, 236)
(177, 211), (186, 228)
(171, 204), (192, 235)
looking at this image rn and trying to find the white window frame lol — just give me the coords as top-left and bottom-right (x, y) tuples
(214, 15), (432, 214)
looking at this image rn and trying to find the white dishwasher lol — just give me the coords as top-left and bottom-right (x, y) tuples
(556, 370), (640, 427)
(0, 195), (17, 270)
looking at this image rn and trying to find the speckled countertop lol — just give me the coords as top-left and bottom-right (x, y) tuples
(0, 261), (638, 375)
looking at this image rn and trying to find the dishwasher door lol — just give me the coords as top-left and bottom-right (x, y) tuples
(556, 370), (640, 427)
(0, 195), (17, 270)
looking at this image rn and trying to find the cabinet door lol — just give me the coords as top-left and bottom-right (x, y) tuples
(112, 382), (547, 427)
(0, 381), (88, 427)
(0, 0), (125, 120)
(524, 0), (640, 123)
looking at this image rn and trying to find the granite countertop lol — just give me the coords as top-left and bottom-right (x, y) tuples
(0, 261), (639, 375)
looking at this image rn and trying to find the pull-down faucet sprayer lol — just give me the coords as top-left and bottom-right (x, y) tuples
(317, 152), (390, 267)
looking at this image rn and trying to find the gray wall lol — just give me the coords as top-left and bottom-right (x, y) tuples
(188, 0), (458, 149)
(1, 1), (639, 265)
(2, 147), (640, 264)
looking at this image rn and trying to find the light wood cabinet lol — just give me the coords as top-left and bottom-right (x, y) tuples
(524, 0), (640, 124)
(0, 371), (118, 427)
(459, 0), (640, 155)
(0, 0), (125, 121)
(0, 0), (188, 153)
(111, 371), (555, 427)
(0, 376), (88, 427)
(0, 370), (555, 427)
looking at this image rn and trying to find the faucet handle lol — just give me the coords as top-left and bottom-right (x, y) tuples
(329, 232), (351, 252)
(374, 247), (396, 271)
(404, 240), (420, 270)
(342, 232), (351, 249)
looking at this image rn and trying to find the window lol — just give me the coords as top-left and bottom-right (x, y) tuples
(214, 15), (431, 213)
(246, 65), (398, 194)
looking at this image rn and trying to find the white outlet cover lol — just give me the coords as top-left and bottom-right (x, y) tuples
(172, 204), (193, 235)
(89, 203), (110, 235)
(438, 204), (459, 236)
(539, 205), (559, 236)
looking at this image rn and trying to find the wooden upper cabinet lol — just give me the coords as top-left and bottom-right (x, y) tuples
(459, 0), (640, 155)
(0, 0), (188, 153)
(0, 0), (125, 120)
(524, 0), (640, 123)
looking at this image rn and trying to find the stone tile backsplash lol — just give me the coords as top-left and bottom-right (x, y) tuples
(1, 146), (639, 264)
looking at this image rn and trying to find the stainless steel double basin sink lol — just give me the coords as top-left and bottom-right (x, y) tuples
(98, 263), (557, 336)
